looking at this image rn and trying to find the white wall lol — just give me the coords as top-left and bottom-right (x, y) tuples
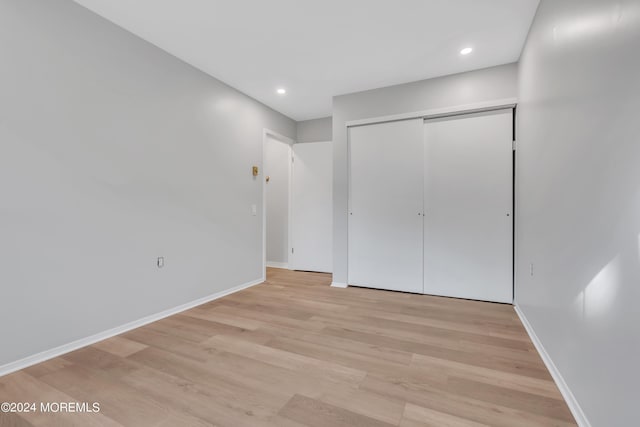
(0, 0), (295, 368)
(332, 63), (518, 284)
(264, 135), (291, 266)
(296, 117), (332, 143)
(516, 1), (640, 425)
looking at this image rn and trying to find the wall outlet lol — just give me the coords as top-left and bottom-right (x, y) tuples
(251, 204), (257, 216)
(530, 262), (534, 277)
(157, 257), (165, 268)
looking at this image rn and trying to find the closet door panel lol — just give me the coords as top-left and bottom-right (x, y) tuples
(348, 119), (423, 293)
(423, 109), (513, 303)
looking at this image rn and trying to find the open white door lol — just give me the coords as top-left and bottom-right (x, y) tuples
(423, 109), (513, 303)
(290, 141), (333, 273)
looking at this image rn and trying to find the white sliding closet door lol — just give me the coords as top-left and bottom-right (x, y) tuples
(423, 109), (513, 303)
(291, 141), (333, 273)
(348, 119), (423, 293)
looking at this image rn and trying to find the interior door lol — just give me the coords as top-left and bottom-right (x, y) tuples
(348, 119), (424, 293)
(290, 141), (332, 273)
(423, 109), (513, 303)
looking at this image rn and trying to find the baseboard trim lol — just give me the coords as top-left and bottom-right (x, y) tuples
(0, 277), (265, 378)
(514, 305), (591, 427)
(330, 282), (348, 288)
(266, 261), (289, 269)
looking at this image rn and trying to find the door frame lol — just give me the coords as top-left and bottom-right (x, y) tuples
(262, 129), (295, 278)
(345, 98), (517, 128)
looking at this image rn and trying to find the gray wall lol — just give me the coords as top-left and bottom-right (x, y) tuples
(0, 0), (295, 368)
(332, 63), (518, 284)
(296, 117), (332, 143)
(516, 1), (640, 425)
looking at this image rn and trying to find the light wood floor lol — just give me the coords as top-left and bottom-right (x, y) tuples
(0, 268), (575, 426)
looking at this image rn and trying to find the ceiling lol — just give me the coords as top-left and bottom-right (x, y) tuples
(73, 0), (539, 121)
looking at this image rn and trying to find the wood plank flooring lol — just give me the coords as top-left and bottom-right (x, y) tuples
(0, 268), (576, 426)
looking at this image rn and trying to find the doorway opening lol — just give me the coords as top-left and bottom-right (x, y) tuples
(262, 130), (333, 278)
(263, 131), (293, 274)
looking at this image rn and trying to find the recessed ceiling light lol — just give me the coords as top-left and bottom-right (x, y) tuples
(460, 47), (473, 55)
(276, 88), (286, 95)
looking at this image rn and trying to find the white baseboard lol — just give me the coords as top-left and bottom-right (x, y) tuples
(331, 282), (348, 288)
(0, 277), (265, 378)
(266, 261), (289, 269)
(514, 305), (591, 427)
